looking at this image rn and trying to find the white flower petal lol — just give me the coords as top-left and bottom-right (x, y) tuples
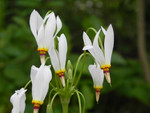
(39, 65), (52, 100)
(93, 30), (105, 65)
(104, 24), (114, 65)
(83, 45), (93, 50)
(45, 12), (56, 48)
(53, 16), (62, 38)
(10, 88), (27, 113)
(101, 26), (106, 35)
(37, 25), (45, 48)
(31, 63), (52, 102)
(48, 47), (60, 71)
(88, 64), (104, 86)
(29, 9), (43, 42)
(82, 32), (92, 50)
(58, 34), (67, 70)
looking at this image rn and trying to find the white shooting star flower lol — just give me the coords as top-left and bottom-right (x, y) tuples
(83, 24), (114, 84)
(30, 61), (52, 110)
(88, 64), (104, 102)
(10, 88), (27, 113)
(29, 9), (62, 63)
(48, 34), (67, 87)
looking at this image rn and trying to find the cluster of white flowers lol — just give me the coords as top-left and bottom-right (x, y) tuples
(10, 9), (114, 113)
(83, 24), (114, 102)
(10, 9), (67, 113)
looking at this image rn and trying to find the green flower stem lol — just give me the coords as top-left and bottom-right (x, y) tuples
(74, 51), (86, 88)
(60, 95), (70, 113)
(75, 91), (82, 113)
(76, 90), (85, 113)
(50, 83), (55, 89)
(86, 27), (104, 53)
(24, 80), (31, 89)
(71, 52), (85, 87)
(47, 92), (59, 113)
(72, 51), (96, 88)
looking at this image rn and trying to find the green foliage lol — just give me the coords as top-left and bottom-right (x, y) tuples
(0, 0), (150, 113)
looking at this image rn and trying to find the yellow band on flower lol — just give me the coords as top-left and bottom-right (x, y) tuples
(55, 69), (65, 78)
(100, 65), (111, 73)
(100, 65), (111, 69)
(94, 86), (103, 92)
(32, 100), (43, 106)
(37, 48), (48, 55)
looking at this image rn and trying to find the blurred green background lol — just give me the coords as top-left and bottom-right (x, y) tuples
(0, 0), (150, 113)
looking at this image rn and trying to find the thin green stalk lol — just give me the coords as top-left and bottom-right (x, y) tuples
(24, 80), (31, 89)
(48, 89), (55, 104)
(47, 92), (59, 113)
(76, 90), (85, 113)
(50, 83), (55, 89)
(74, 51), (86, 88)
(71, 53), (85, 86)
(86, 52), (97, 64)
(75, 91), (82, 113)
(54, 73), (59, 89)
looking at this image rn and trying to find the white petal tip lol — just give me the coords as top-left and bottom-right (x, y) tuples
(83, 46), (93, 50)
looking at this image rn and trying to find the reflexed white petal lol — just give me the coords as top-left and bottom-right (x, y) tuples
(101, 26), (106, 35)
(37, 25), (45, 48)
(93, 30), (105, 65)
(29, 9), (43, 42)
(58, 34), (67, 70)
(104, 24), (114, 64)
(38, 65), (52, 101)
(30, 65), (39, 92)
(83, 45), (93, 50)
(48, 47), (60, 71)
(31, 63), (52, 102)
(88, 64), (104, 86)
(10, 88), (27, 113)
(53, 16), (62, 38)
(43, 12), (53, 22)
(45, 12), (56, 48)
(82, 32), (92, 50)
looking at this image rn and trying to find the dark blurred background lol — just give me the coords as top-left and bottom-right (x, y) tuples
(0, 0), (150, 113)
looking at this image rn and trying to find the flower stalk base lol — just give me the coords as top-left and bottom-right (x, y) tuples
(60, 96), (70, 113)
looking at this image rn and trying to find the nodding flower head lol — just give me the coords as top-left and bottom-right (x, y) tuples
(30, 61), (52, 109)
(48, 34), (67, 87)
(10, 88), (27, 113)
(88, 64), (104, 102)
(29, 9), (62, 56)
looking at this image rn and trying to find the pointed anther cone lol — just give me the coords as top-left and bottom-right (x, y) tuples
(40, 55), (45, 64)
(33, 109), (39, 113)
(105, 72), (111, 85)
(96, 91), (100, 103)
(60, 76), (65, 87)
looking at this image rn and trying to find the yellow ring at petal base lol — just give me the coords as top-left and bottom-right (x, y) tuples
(32, 100), (43, 106)
(100, 65), (111, 69)
(94, 85), (103, 92)
(37, 48), (48, 55)
(55, 69), (66, 77)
